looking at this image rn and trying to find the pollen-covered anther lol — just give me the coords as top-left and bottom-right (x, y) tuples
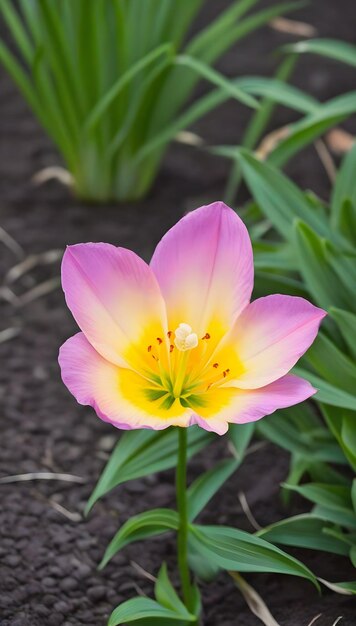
(202, 333), (210, 340)
(147, 343), (159, 361)
(174, 323), (198, 352)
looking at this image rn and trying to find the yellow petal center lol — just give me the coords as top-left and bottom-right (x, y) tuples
(119, 319), (244, 420)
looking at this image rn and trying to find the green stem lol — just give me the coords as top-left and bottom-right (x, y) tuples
(176, 427), (193, 610)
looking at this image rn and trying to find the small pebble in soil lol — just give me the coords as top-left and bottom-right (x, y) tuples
(48, 614), (65, 626)
(87, 585), (107, 602)
(60, 577), (78, 592)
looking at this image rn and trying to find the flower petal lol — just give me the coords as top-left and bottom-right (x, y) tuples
(150, 202), (253, 339)
(228, 295), (326, 388)
(61, 243), (167, 368)
(59, 333), (190, 430)
(191, 374), (315, 435)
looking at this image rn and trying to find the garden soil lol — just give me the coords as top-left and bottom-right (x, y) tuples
(1, 1), (356, 624)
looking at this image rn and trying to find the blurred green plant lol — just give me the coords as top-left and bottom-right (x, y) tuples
(230, 146), (356, 586)
(223, 38), (356, 203)
(0, 0), (306, 202)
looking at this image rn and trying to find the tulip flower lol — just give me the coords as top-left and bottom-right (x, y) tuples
(59, 202), (325, 436)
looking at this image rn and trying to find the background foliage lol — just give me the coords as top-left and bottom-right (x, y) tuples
(0, 0), (309, 202)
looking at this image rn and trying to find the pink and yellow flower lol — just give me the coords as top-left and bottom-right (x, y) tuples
(59, 202), (326, 435)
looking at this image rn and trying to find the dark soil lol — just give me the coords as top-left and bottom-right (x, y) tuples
(1, 1), (356, 625)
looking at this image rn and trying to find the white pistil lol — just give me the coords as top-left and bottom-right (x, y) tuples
(174, 323), (198, 352)
(172, 323), (198, 397)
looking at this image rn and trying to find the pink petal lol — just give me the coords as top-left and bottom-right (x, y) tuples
(61, 243), (167, 367)
(229, 295), (326, 388)
(59, 333), (190, 431)
(150, 202), (253, 338)
(191, 374), (315, 435)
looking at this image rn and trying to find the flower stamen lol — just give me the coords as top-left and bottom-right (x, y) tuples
(174, 323), (198, 352)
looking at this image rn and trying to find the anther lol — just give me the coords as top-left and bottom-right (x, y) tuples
(147, 345), (152, 352)
(167, 331), (172, 339)
(174, 323), (198, 352)
(156, 337), (163, 345)
(202, 333), (210, 340)
(213, 363), (219, 368)
(222, 369), (230, 378)
(170, 344), (174, 353)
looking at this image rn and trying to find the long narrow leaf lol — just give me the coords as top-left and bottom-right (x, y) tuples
(257, 514), (350, 555)
(86, 428), (213, 513)
(100, 509), (179, 568)
(284, 38), (356, 68)
(268, 91), (356, 167)
(189, 524), (318, 585)
(108, 597), (196, 626)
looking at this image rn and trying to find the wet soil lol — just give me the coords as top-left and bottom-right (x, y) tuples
(1, 1), (356, 624)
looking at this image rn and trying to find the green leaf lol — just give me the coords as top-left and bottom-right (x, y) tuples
(100, 509), (179, 569)
(155, 564), (190, 616)
(84, 43), (175, 132)
(258, 414), (309, 456)
(308, 462), (350, 486)
(341, 415), (356, 470)
(253, 271), (307, 298)
(351, 480), (356, 514)
(225, 54), (299, 204)
(312, 504), (356, 530)
(329, 307), (356, 360)
(226, 149), (330, 240)
(293, 220), (353, 311)
(331, 142), (356, 226)
(258, 407), (343, 464)
(350, 545), (356, 568)
(0, 40), (40, 117)
(321, 405), (356, 471)
(257, 514), (350, 556)
(189, 584), (201, 618)
(187, 1), (303, 64)
(323, 239), (356, 295)
(306, 332), (356, 394)
(86, 427), (213, 513)
(187, 540), (221, 582)
(333, 199), (356, 248)
(187, 423), (255, 522)
(0, 0), (34, 62)
(229, 422), (255, 460)
(285, 38), (356, 68)
(187, 458), (238, 522)
(108, 597), (196, 626)
(294, 367), (356, 411)
(253, 240), (297, 271)
(232, 76), (318, 114)
(215, 1), (305, 61)
(283, 483), (355, 517)
(175, 54), (258, 110)
(186, 0), (264, 61)
(268, 91), (356, 168)
(188, 524), (318, 585)
(319, 579), (356, 594)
